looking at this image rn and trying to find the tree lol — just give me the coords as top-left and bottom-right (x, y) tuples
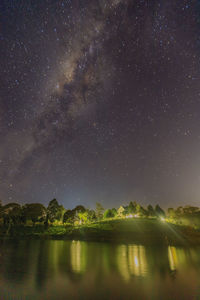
(183, 206), (199, 215)
(1, 203), (21, 225)
(95, 202), (104, 220)
(73, 205), (86, 213)
(56, 205), (66, 224)
(71, 205), (86, 224)
(9, 205), (22, 225)
(63, 210), (76, 224)
(167, 208), (176, 219)
(111, 208), (117, 217)
(136, 204), (141, 214)
(23, 203), (46, 225)
(139, 206), (148, 217)
(103, 209), (116, 219)
(147, 205), (155, 217)
(155, 205), (166, 218)
(122, 206), (129, 216)
(104, 208), (117, 219)
(47, 199), (64, 223)
(87, 209), (97, 222)
(175, 206), (183, 217)
(117, 206), (125, 217)
(78, 211), (89, 224)
(128, 201), (137, 214)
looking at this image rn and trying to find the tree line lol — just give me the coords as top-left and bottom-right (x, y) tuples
(0, 199), (199, 227)
(0, 199), (164, 226)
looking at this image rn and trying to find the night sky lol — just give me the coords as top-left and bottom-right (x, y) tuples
(1, 0), (200, 209)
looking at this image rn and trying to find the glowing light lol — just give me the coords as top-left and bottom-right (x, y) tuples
(134, 255), (139, 267)
(160, 217), (165, 222)
(126, 214), (133, 218)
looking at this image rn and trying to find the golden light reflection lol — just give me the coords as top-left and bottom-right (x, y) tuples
(117, 245), (148, 281)
(117, 245), (130, 281)
(168, 246), (177, 271)
(168, 246), (188, 271)
(128, 245), (147, 277)
(48, 240), (63, 274)
(71, 241), (86, 274)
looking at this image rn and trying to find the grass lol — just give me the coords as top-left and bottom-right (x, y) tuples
(1, 218), (200, 245)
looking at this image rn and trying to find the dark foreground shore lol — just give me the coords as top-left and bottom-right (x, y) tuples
(1, 218), (200, 246)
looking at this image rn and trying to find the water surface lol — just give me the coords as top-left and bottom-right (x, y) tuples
(0, 240), (200, 299)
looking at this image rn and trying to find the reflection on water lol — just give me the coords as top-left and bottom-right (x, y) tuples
(117, 245), (147, 281)
(0, 240), (200, 299)
(129, 245), (147, 277)
(168, 246), (190, 271)
(71, 240), (86, 273)
(168, 246), (178, 271)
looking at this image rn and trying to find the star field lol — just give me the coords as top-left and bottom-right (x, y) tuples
(1, 0), (200, 209)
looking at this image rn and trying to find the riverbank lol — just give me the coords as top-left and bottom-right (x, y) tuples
(1, 218), (200, 245)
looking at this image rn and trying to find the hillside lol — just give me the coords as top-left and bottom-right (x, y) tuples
(1, 218), (200, 245)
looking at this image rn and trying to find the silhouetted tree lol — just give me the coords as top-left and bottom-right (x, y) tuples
(147, 205), (155, 217)
(63, 210), (75, 224)
(103, 209), (117, 219)
(167, 207), (176, 218)
(122, 206), (129, 216)
(155, 205), (165, 218)
(23, 203), (46, 225)
(136, 204), (141, 214)
(128, 201), (137, 214)
(111, 208), (117, 217)
(139, 206), (148, 217)
(9, 205), (22, 225)
(47, 199), (64, 223)
(183, 206), (200, 215)
(1, 203), (21, 225)
(95, 202), (104, 220)
(175, 206), (183, 217)
(87, 209), (97, 222)
(73, 205), (86, 214)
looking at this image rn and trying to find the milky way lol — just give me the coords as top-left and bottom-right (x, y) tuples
(1, 0), (200, 208)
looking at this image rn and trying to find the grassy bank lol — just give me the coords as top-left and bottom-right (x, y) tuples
(1, 218), (200, 246)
